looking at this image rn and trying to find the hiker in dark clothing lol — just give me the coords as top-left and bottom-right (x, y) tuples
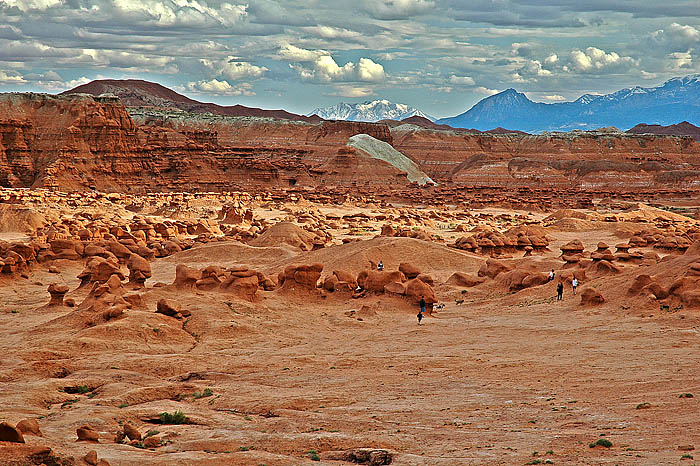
(419, 296), (426, 314)
(557, 282), (564, 301)
(417, 311), (423, 324)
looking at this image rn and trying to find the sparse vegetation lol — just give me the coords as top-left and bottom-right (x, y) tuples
(307, 450), (320, 461)
(681, 454), (694, 460)
(159, 409), (187, 424)
(589, 438), (613, 448)
(680, 393), (694, 398)
(193, 387), (213, 399)
(144, 429), (159, 438)
(61, 399), (79, 408)
(118, 403), (128, 408)
(636, 402), (651, 409)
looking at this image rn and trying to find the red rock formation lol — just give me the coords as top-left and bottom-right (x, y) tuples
(3, 91), (700, 196)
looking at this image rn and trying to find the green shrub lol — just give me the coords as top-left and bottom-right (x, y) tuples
(159, 410), (187, 424)
(589, 438), (612, 448)
(193, 387), (213, 399)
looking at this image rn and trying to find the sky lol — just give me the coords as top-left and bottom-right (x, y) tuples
(0, 0), (699, 118)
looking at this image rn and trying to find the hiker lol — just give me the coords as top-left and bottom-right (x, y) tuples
(419, 296), (426, 314)
(572, 277), (578, 296)
(417, 310), (423, 325)
(557, 282), (564, 301)
(548, 269), (555, 282)
(377, 261), (384, 271)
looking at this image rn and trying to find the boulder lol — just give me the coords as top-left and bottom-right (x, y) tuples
(127, 253), (151, 285)
(16, 419), (41, 437)
(84, 450), (98, 465)
(580, 288), (605, 306)
(143, 435), (161, 448)
(446, 272), (486, 288)
(0, 422), (24, 443)
(560, 239), (584, 255)
(221, 274), (259, 301)
(358, 270), (405, 293)
(76, 425), (99, 442)
(398, 262), (421, 279)
(380, 224), (395, 237)
(280, 263), (323, 289)
(123, 423), (141, 441)
(405, 278), (437, 304)
(156, 299), (181, 318)
(173, 264), (201, 289)
(477, 259), (513, 279)
(47, 283), (69, 306)
(521, 272), (549, 288)
(77, 257), (124, 286)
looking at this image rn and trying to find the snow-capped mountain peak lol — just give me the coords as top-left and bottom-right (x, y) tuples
(436, 73), (700, 133)
(309, 100), (434, 122)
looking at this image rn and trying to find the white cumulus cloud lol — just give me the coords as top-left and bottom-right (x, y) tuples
(292, 55), (385, 83)
(277, 43), (327, 62)
(475, 86), (498, 96)
(110, 0), (248, 28)
(650, 23), (700, 52)
(448, 75), (475, 85)
(201, 57), (268, 81)
(0, 69), (26, 83)
(185, 79), (255, 96)
(569, 47), (637, 73)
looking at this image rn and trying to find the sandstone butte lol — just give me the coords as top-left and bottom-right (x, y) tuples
(1, 92), (700, 197)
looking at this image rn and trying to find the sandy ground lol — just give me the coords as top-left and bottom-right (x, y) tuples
(1, 201), (700, 466)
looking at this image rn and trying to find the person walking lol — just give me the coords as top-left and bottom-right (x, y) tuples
(572, 277), (578, 296)
(548, 269), (555, 282)
(557, 281), (564, 301)
(419, 296), (426, 314)
(417, 310), (424, 325)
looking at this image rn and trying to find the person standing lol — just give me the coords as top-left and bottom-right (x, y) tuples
(572, 277), (578, 296)
(557, 281), (564, 301)
(548, 269), (555, 282)
(419, 296), (426, 314)
(417, 310), (424, 325)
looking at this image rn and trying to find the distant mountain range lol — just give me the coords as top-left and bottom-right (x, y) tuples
(437, 75), (700, 133)
(61, 77), (700, 139)
(309, 100), (434, 122)
(62, 79), (320, 123)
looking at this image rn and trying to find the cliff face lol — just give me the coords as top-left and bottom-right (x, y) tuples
(390, 125), (700, 190)
(2, 93), (700, 193)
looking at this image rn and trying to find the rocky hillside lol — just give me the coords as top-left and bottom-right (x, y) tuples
(2, 92), (700, 193)
(627, 121), (700, 141)
(62, 79), (321, 123)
